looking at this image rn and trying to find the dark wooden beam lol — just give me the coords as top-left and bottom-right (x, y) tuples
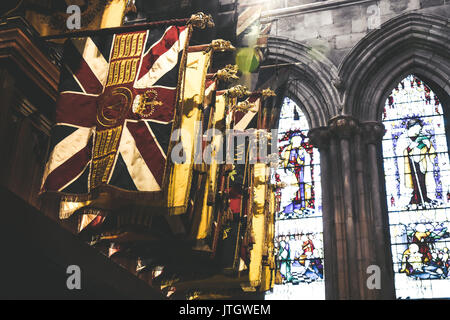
(0, 186), (164, 299)
(0, 17), (59, 101)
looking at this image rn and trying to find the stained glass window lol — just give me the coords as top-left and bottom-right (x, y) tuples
(383, 75), (450, 299)
(265, 97), (325, 300)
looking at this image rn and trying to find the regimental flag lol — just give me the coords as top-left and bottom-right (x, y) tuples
(231, 94), (261, 132)
(186, 74), (217, 246)
(190, 89), (226, 244)
(185, 62), (239, 249)
(166, 45), (213, 215)
(261, 189), (276, 292)
(40, 24), (192, 217)
(248, 162), (269, 287)
(188, 63), (239, 245)
(192, 75), (217, 174)
(227, 93), (261, 218)
(244, 93), (274, 289)
(228, 92), (261, 191)
(220, 92), (262, 272)
(203, 76), (217, 109)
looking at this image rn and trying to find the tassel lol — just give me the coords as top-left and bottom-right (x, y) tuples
(124, 0), (137, 15)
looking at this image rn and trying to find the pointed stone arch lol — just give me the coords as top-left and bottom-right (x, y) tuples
(266, 37), (340, 129)
(339, 12), (450, 121)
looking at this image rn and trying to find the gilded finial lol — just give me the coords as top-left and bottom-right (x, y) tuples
(235, 100), (257, 112)
(216, 64), (239, 82)
(261, 88), (276, 98)
(226, 85), (251, 98)
(188, 12), (215, 29)
(209, 39), (236, 52)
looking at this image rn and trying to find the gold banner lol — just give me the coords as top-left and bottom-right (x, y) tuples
(167, 48), (213, 216)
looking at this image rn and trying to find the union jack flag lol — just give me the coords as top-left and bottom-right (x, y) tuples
(41, 25), (191, 201)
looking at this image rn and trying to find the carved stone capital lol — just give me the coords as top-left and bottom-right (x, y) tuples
(361, 121), (385, 144)
(328, 115), (360, 140)
(308, 126), (330, 150)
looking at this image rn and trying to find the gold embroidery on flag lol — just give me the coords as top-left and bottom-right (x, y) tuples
(118, 34), (126, 58)
(91, 31), (148, 187)
(133, 89), (163, 118)
(118, 60), (126, 84)
(90, 126), (123, 189)
(128, 59), (140, 84)
(124, 34), (133, 57)
(106, 32), (146, 87)
(112, 61), (120, 86)
(129, 33), (139, 57)
(136, 32), (145, 56)
(112, 35), (120, 60)
(97, 87), (132, 128)
(106, 61), (116, 86)
(124, 59), (132, 83)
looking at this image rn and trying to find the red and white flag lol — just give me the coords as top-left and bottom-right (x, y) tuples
(41, 24), (191, 206)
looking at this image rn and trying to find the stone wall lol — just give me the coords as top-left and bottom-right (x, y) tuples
(261, 0), (450, 65)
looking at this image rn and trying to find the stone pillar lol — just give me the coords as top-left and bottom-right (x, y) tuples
(308, 115), (395, 300)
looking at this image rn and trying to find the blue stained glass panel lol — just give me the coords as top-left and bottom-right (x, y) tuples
(383, 75), (450, 299)
(266, 97), (325, 300)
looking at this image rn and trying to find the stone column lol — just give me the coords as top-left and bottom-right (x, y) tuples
(308, 115), (395, 300)
(361, 121), (396, 299)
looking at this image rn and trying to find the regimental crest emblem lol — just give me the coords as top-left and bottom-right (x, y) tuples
(132, 89), (163, 118)
(97, 87), (133, 128)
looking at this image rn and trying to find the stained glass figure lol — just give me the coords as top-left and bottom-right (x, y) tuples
(278, 130), (316, 219)
(265, 97), (324, 300)
(383, 75), (450, 299)
(275, 232), (324, 284)
(398, 222), (449, 279)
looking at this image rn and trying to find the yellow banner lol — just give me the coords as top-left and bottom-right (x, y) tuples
(248, 162), (268, 286)
(167, 49), (212, 215)
(191, 93), (226, 240)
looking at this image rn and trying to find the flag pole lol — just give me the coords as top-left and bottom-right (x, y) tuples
(40, 12), (215, 41)
(40, 18), (190, 41)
